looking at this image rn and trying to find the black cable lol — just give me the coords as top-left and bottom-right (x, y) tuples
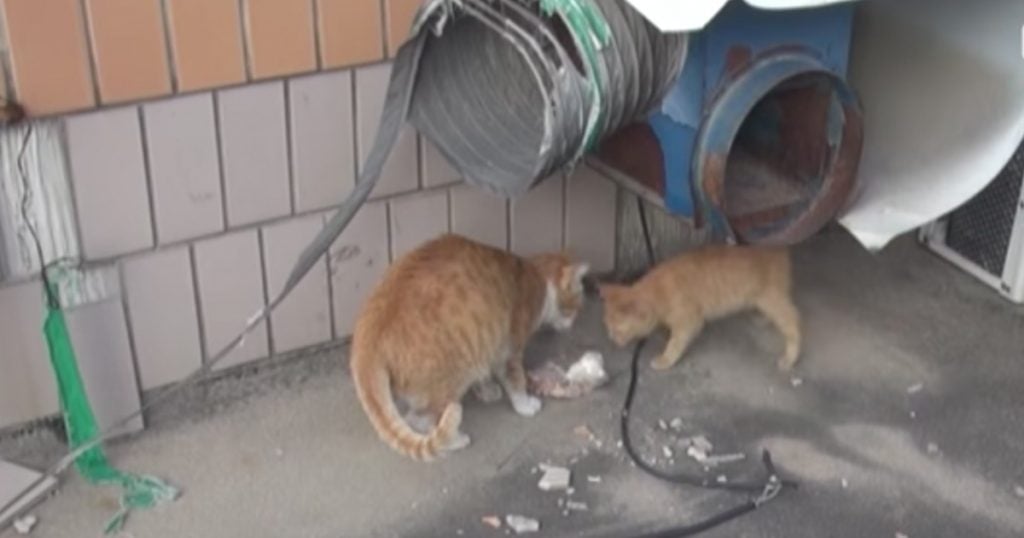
(617, 199), (797, 537)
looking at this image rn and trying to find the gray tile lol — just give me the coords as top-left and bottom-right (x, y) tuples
(354, 63), (418, 198)
(510, 174), (563, 256)
(449, 183), (507, 250)
(389, 189), (448, 259)
(143, 93), (224, 244)
(0, 281), (59, 428)
(262, 214), (332, 353)
(193, 229), (269, 368)
(566, 165), (618, 273)
(122, 246), (203, 389)
(289, 71), (356, 213)
(65, 298), (145, 436)
(329, 201), (389, 337)
(217, 81), (291, 227)
(65, 106), (154, 259)
(420, 137), (460, 188)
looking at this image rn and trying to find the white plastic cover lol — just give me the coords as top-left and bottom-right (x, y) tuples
(839, 0), (1024, 250)
(622, 0), (859, 32)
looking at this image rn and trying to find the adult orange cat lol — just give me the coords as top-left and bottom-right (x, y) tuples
(351, 234), (590, 461)
(599, 245), (800, 371)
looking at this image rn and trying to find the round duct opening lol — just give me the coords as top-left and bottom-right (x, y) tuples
(695, 53), (863, 245)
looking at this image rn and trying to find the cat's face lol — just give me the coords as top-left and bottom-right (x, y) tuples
(598, 284), (655, 346)
(532, 254), (589, 331)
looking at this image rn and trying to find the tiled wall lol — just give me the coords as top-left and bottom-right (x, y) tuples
(0, 64), (621, 431)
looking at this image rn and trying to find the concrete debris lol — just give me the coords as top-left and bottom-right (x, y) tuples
(457, 529), (465, 535)
(538, 465), (571, 491)
(573, 425), (594, 439)
(13, 514), (37, 534)
(527, 351), (608, 399)
(669, 418), (685, 431)
(841, 478), (849, 489)
(658, 419), (669, 430)
(562, 510), (570, 517)
(790, 377), (803, 387)
(557, 498), (565, 508)
(703, 452), (746, 466)
(662, 446), (673, 458)
(273, 448), (284, 458)
(686, 446), (708, 463)
(906, 382), (924, 394)
(909, 411), (917, 419)
(481, 516), (502, 529)
(1013, 485), (1024, 498)
(895, 533), (909, 538)
(926, 442), (939, 455)
(691, 435), (714, 453)
(566, 501), (589, 512)
(505, 515), (540, 534)
(716, 475), (728, 484)
(587, 475), (602, 483)
(566, 487), (575, 496)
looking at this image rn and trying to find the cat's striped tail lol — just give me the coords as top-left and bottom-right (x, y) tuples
(352, 362), (463, 462)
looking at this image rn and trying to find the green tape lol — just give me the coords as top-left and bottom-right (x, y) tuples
(43, 282), (179, 534)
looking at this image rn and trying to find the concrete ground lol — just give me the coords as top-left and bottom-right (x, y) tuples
(3, 229), (1024, 538)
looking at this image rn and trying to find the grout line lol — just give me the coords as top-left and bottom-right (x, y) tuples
(116, 259), (147, 396)
(211, 91), (230, 231)
(310, 0), (323, 71)
(445, 188), (452, 232)
(385, 201), (394, 264)
(76, 0), (103, 106)
(157, 0), (179, 93)
(504, 197), (511, 252)
(57, 121), (89, 261)
(136, 106), (160, 246)
(379, 0), (390, 58)
(283, 80), (296, 215)
(323, 213), (338, 341)
(237, 0), (253, 81)
(350, 69), (361, 181)
(257, 227), (274, 356)
(188, 243), (210, 363)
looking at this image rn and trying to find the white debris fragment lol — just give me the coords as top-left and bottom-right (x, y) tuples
(906, 382), (924, 394)
(505, 515), (540, 534)
(686, 445), (708, 463)
(662, 446), (673, 458)
(528, 351), (608, 399)
(841, 478), (849, 489)
(691, 435), (714, 452)
(669, 418), (685, 431)
(565, 351), (609, 387)
(1013, 485), (1024, 498)
(273, 447), (284, 458)
(538, 465), (571, 491)
(716, 475), (728, 484)
(926, 442), (939, 455)
(790, 377), (803, 387)
(566, 501), (589, 512)
(909, 411), (917, 419)
(457, 530), (465, 536)
(566, 487), (575, 496)
(703, 453), (746, 466)
(481, 515), (502, 529)
(658, 419), (669, 430)
(895, 533), (909, 538)
(13, 514), (37, 534)
(587, 475), (602, 483)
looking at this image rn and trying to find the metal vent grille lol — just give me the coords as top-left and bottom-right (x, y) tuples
(945, 141), (1024, 276)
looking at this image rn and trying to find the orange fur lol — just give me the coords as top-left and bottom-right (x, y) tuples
(598, 245), (800, 371)
(351, 234), (589, 461)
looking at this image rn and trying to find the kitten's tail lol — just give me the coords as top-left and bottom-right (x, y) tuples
(352, 361), (462, 462)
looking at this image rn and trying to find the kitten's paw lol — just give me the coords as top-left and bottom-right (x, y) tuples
(446, 432), (471, 451)
(472, 380), (504, 403)
(650, 356), (675, 370)
(777, 354), (799, 372)
(510, 393), (542, 417)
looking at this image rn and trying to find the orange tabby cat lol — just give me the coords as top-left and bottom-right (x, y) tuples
(598, 245), (800, 371)
(351, 234), (590, 461)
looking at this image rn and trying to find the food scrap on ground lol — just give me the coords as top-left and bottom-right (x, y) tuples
(527, 352), (609, 399)
(505, 515), (540, 534)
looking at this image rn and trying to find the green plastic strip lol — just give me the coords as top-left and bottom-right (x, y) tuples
(540, 0), (612, 152)
(42, 282), (179, 534)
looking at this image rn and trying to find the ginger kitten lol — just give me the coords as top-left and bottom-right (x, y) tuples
(350, 234), (590, 461)
(598, 245), (800, 371)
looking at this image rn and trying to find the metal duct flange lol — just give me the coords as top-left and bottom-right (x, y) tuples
(693, 50), (863, 245)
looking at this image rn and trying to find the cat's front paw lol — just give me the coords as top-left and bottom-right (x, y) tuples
(445, 432), (471, 451)
(510, 393), (542, 417)
(650, 356), (675, 370)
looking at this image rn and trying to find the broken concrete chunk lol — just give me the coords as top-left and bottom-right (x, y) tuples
(669, 418), (685, 431)
(686, 445), (708, 463)
(538, 465), (571, 491)
(505, 515), (540, 534)
(691, 435), (714, 453)
(13, 514), (37, 534)
(906, 382), (924, 394)
(566, 501), (589, 511)
(716, 475), (728, 484)
(895, 533), (910, 538)
(657, 419), (668, 430)
(587, 475), (602, 484)
(790, 377), (803, 387)
(926, 442), (939, 455)
(662, 446), (673, 458)
(1014, 485), (1024, 498)
(703, 452), (746, 466)
(841, 478), (849, 489)
(481, 515), (502, 529)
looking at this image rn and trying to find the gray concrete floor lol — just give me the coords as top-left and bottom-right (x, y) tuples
(3, 229), (1024, 538)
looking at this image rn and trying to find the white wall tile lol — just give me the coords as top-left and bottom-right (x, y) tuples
(262, 214), (331, 353)
(566, 165), (618, 273)
(389, 189), (448, 259)
(449, 183), (507, 250)
(0, 281), (59, 428)
(289, 71), (356, 212)
(329, 201), (389, 336)
(354, 63), (419, 198)
(510, 174), (563, 256)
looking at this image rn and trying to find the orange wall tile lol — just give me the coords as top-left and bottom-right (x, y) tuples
(316, 0), (384, 69)
(165, 0), (246, 92)
(244, 0), (317, 79)
(384, 0), (420, 57)
(85, 0), (171, 104)
(2, 0), (95, 115)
